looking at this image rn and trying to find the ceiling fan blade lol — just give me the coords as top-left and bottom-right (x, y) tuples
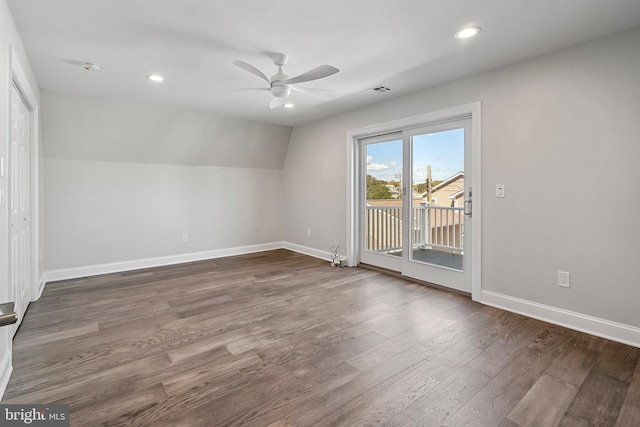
(221, 88), (271, 93)
(291, 86), (337, 98)
(269, 97), (288, 110)
(279, 65), (339, 85)
(233, 60), (270, 84)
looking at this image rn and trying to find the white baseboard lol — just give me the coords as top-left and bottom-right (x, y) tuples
(0, 349), (12, 400)
(35, 275), (46, 300)
(481, 290), (640, 348)
(43, 242), (284, 283)
(283, 242), (344, 263)
(42, 241), (345, 285)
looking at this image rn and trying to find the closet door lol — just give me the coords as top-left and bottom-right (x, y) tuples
(9, 83), (32, 335)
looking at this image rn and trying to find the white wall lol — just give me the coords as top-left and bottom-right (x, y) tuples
(42, 91), (291, 274)
(0, 0), (41, 398)
(42, 91), (291, 169)
(283, 26), (640, 331)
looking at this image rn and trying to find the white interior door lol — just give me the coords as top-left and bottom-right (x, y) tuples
(9, 84), (32, 336)
(358, 118), (473, 293)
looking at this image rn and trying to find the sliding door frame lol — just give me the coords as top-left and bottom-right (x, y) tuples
(346, 102), (482, 301)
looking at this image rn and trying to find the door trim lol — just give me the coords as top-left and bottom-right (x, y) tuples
(10, 45), (42, 302)
(347, 102), (482, 301)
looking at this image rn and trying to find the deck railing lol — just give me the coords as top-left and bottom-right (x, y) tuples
(365, 204), (464, 254)
(365, 206), (403, 253)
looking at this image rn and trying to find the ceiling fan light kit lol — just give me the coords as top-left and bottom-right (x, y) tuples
(233, 53), (339, 109)
(271, 85), (291, 98)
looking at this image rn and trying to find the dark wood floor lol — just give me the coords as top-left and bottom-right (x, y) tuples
(4, 249), (640, 426)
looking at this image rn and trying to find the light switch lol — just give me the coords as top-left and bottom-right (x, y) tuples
(496, 184), (506, 198)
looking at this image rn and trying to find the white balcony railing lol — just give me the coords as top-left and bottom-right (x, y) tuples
(365, 204), (464, 254)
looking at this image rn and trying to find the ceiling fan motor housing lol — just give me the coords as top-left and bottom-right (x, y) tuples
(272, 53), (288, 67)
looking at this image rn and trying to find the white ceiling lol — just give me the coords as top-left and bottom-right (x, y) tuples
(8, 0), (640, 127)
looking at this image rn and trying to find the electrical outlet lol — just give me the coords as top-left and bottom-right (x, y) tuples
(558, 271), (571, 288)
(182, 233), (188, 242)
(307, 228), (311, 237)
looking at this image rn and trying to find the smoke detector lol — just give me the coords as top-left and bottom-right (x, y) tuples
(82, 62), (101, 72)
(370, 85), (391, 93)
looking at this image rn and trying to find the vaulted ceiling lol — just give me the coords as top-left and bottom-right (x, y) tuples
(8, 0), (640, 126)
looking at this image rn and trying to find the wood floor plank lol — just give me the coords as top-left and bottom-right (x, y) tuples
(418, 305), (505, 357)
(4, 352), (172, 406)
(286, 344), (433, 426)
(465, 317), (548, 377)
(442, 325), (571, 427)
(165, 328), (250, 362)
(616, 357), (640, 426)
(329, 370), (438, 426)
(566, 371), (629, 426)
(592, 340), (640, 383)
(415, 312), (531, 383)
(544, 344), (600, 387)
(346, 316), (454, 372)
(12, 323), (99, 351)
(507, 374), (578, 427)
(3, 249), (638, 426)
(266, 418), (295, 427)
(558, 413), (592, 427)
(71, 383), (168, 426)
(386, 365), (491, 427)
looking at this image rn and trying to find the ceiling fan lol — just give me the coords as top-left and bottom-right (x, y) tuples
(233, 53), (339, 109)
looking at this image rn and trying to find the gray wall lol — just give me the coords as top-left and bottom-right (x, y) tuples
(43, 91), (292, 271)
(282, 27), (640, 328)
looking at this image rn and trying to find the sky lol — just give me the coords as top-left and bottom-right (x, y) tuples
(365, 128), (464, 185)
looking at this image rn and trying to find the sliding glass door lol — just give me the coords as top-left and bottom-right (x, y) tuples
(359, 118), (472, 293)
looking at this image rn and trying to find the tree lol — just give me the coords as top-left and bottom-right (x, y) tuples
(366, 175), (392, 199)
(414, 180), (443, 197)
(413, 182), (427, 194)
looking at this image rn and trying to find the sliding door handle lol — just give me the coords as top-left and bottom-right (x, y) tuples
(464, 200), (472, 217)
(0, 302), (17, 327)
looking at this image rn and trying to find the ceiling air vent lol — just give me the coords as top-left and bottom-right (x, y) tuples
(370, 85), (391, 93)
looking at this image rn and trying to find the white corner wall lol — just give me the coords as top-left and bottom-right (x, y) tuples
(42, 91), (292, 278)
(282, 27), (640, 343)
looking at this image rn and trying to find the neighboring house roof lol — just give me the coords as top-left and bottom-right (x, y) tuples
(450, 189), (464, 199)
(419, 171), (464, 198)
(366, 199), (425, 207)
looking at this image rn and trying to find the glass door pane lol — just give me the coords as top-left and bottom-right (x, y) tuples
(402, 118), (471, 293)
(360, 134), (403, 271)
(410, 128), (465, 270)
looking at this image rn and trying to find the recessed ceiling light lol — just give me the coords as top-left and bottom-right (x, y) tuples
(284, 103), (295, 109)
(454, 26), (481, 40)
(146, 74), (164, 82)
